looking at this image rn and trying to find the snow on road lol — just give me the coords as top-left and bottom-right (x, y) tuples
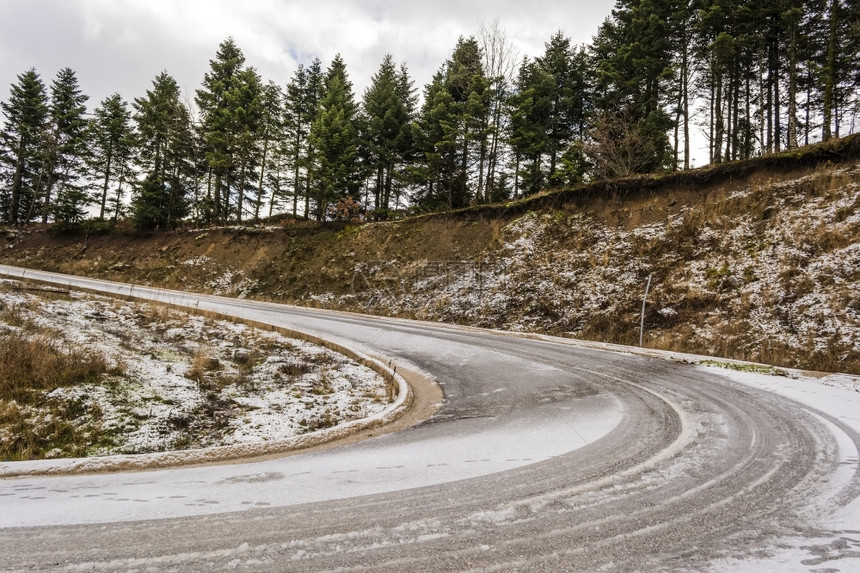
(0, 266), (858, 573)
(702, 365), (860, 573)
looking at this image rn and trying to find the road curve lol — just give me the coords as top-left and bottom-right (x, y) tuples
(0, 265), (858, 572)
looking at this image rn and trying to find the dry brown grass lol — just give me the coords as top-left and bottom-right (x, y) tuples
(184, 345), (219, 386)
(0, 328), (118, 460)
(135, 303), (187, 327)
(0, 331), (116, 404)
(278, 359), (312, 377)
(808, 225), (856, 254)
(0, 303), (27, 328)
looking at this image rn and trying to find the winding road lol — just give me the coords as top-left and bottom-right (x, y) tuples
(1, 265), (858, 572)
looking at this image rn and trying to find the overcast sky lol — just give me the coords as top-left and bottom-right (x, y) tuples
(0, 0), (617, 112)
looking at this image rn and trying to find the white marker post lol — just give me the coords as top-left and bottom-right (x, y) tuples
(639, 273), (652, 347)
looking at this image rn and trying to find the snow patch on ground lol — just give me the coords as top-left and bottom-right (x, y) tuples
(205, 267), (258, 298)
(0, 280), (390, 458)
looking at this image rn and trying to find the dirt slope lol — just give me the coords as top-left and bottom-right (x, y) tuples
(3, 139), (860, 373)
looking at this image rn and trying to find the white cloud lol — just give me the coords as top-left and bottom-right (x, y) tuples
(0, 0), (615, 110)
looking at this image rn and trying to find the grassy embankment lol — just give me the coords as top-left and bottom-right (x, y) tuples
(2, 134), (859, 374)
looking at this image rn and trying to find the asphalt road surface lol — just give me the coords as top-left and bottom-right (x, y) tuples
(0, 265), (858, 572)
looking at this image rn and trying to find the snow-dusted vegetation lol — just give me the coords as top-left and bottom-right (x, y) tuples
(2, 159), (858, 375)
(0, 280), (390, 460)
(336, 162), (860, 373)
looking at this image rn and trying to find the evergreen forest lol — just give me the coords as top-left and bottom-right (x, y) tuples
(1, 0), (858, 229)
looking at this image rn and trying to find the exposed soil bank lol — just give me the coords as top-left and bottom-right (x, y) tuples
(2, 137), (859, 373)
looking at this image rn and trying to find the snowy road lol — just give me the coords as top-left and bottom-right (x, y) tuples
(1, 264), (858, 572)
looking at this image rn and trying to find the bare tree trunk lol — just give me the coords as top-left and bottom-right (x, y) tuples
(759, 63), (766, 154)
(223, 172), (232, 224)
(303, 176), (310, 219)
(291, 130), (303, 217)
(673, 77), (682, 170)
(771, 26), (782, 154)
(476, 136), (487, 203)
(213, 172), (222, 222)
(374, 166), (383, 213)
(9, 139), (27, 223)
(835, 103), (842, 138)
(268, 160), (280, 219)
(487, 109), (501, 196)
(303, 146), (313, 220)
(39, 128), (59, 224)
(724, 69), (733, 162)
(765, 23), (782, 156)
(41, 175), (56, 224)
(514, 154), (520, 199)
(709, 76), (715, 164)
(460, 134), (469, 207)
(99, 146), (113, 220)
(255, 136), (269, 221)
(745, 74), (753, 158)
(383, 163), (393, 211)
(823, 0), (838, 141)
(682, 46), (690, 169)
(479, 19), (517, 198)
(787, 17), (799, 149)
(236, 163), (246, 224)
(714, 70), (724, 163)
(805, 78), (812, 146)
(774, 67), (781, 153)
(25, 161), (45, 223)
(732, 70), (741, 160)
(113, 163), (126, 222)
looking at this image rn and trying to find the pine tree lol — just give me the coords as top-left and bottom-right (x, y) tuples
(591, 2), (674, 173)
(184, 98), (208, 225)
(308, 54), (361, 221)
(450, 37), (490, 206)
(820, 0), (858, 140)
(229, 67), (264, 223)
(511, 32), (593, 191)
(132, 71), (194, 230)
(283, 65), (307, 218)
(303, 59), (325, 218)
(283, 59), (325, 219)
(362, 54), (416, 217)
(668, 0), (694, 168)
(90, 93), (133, 220)
(196, 37), (245, 223)
(41, 68), (90, 224)
(537, 32), (578, 186)
(0, 68), (48, 223)
(412, 70), (459, 209)
(393, 62), (419, 208)
(507, 58), (553, 196)
(506, 30), (593, 196)
(255, 81), (284, 220)
(414, 37), (489, 209)
(283, 62), (316, 218)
